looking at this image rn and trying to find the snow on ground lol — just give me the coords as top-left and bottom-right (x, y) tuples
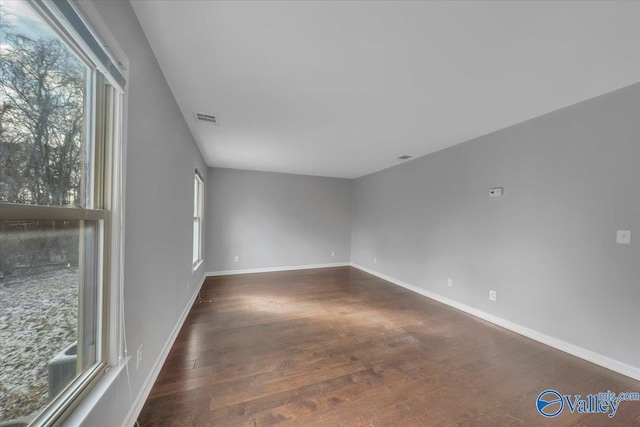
(0, 268), (78, 421)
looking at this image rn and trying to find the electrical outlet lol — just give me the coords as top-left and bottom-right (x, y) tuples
(136, 344), (143, 369)
(186, 279), (190, 289)
(489, 290), (497, 302)
(489, 187), (504, 198)
(447, 278), (453, 287)
(616, 230), (631, 245)
(331, 251), (335, 257)
(374, 257), (378, 264)
(234, 255), (239, 262)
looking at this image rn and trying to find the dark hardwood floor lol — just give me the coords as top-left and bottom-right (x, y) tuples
(137, 267), (640, 426)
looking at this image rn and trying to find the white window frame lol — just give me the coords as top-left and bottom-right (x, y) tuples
(0, 1), (129, 425)
(193, 170), (204, 270)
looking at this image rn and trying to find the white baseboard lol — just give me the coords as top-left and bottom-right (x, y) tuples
(120, 273), (207, 427)
(206, 262), (350, 277)
(351, 263), (640, 382)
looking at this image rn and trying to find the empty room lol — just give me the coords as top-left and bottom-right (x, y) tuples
(0, 0), (639, 426)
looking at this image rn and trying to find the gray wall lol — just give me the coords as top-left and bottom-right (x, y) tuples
(205, 168), (352, 272)
(78, 1), (207, 425)
(352, 82), (640, 369)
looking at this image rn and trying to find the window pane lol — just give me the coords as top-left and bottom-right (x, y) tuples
(193, 218), (200, 264)
(0, 219), (99, 424)
(193, 176), (198, 215)
(0, 1), (90, 207)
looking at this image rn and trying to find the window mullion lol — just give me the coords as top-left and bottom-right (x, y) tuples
(0, 204), (108, 221)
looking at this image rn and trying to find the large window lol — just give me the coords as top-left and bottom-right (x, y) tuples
(192, 171), (204, 269)
(0, 1), (124, 425)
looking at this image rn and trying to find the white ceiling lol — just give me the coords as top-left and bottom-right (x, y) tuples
(131, 0), (640, 179)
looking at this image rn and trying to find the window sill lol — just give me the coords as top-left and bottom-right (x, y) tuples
(62, 357), (131, 426)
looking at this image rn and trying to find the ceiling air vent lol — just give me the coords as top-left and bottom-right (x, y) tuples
(195, 112), (217, 124)
(398, 155), (412, 160)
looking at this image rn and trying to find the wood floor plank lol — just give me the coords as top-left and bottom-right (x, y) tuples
(137, 267), (640, 426)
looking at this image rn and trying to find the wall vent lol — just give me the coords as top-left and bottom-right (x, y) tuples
(398, 155), (412, 160)
(195, 112), (217, 124)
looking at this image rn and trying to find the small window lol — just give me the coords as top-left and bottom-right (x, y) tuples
(192, 171), (204, 268)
